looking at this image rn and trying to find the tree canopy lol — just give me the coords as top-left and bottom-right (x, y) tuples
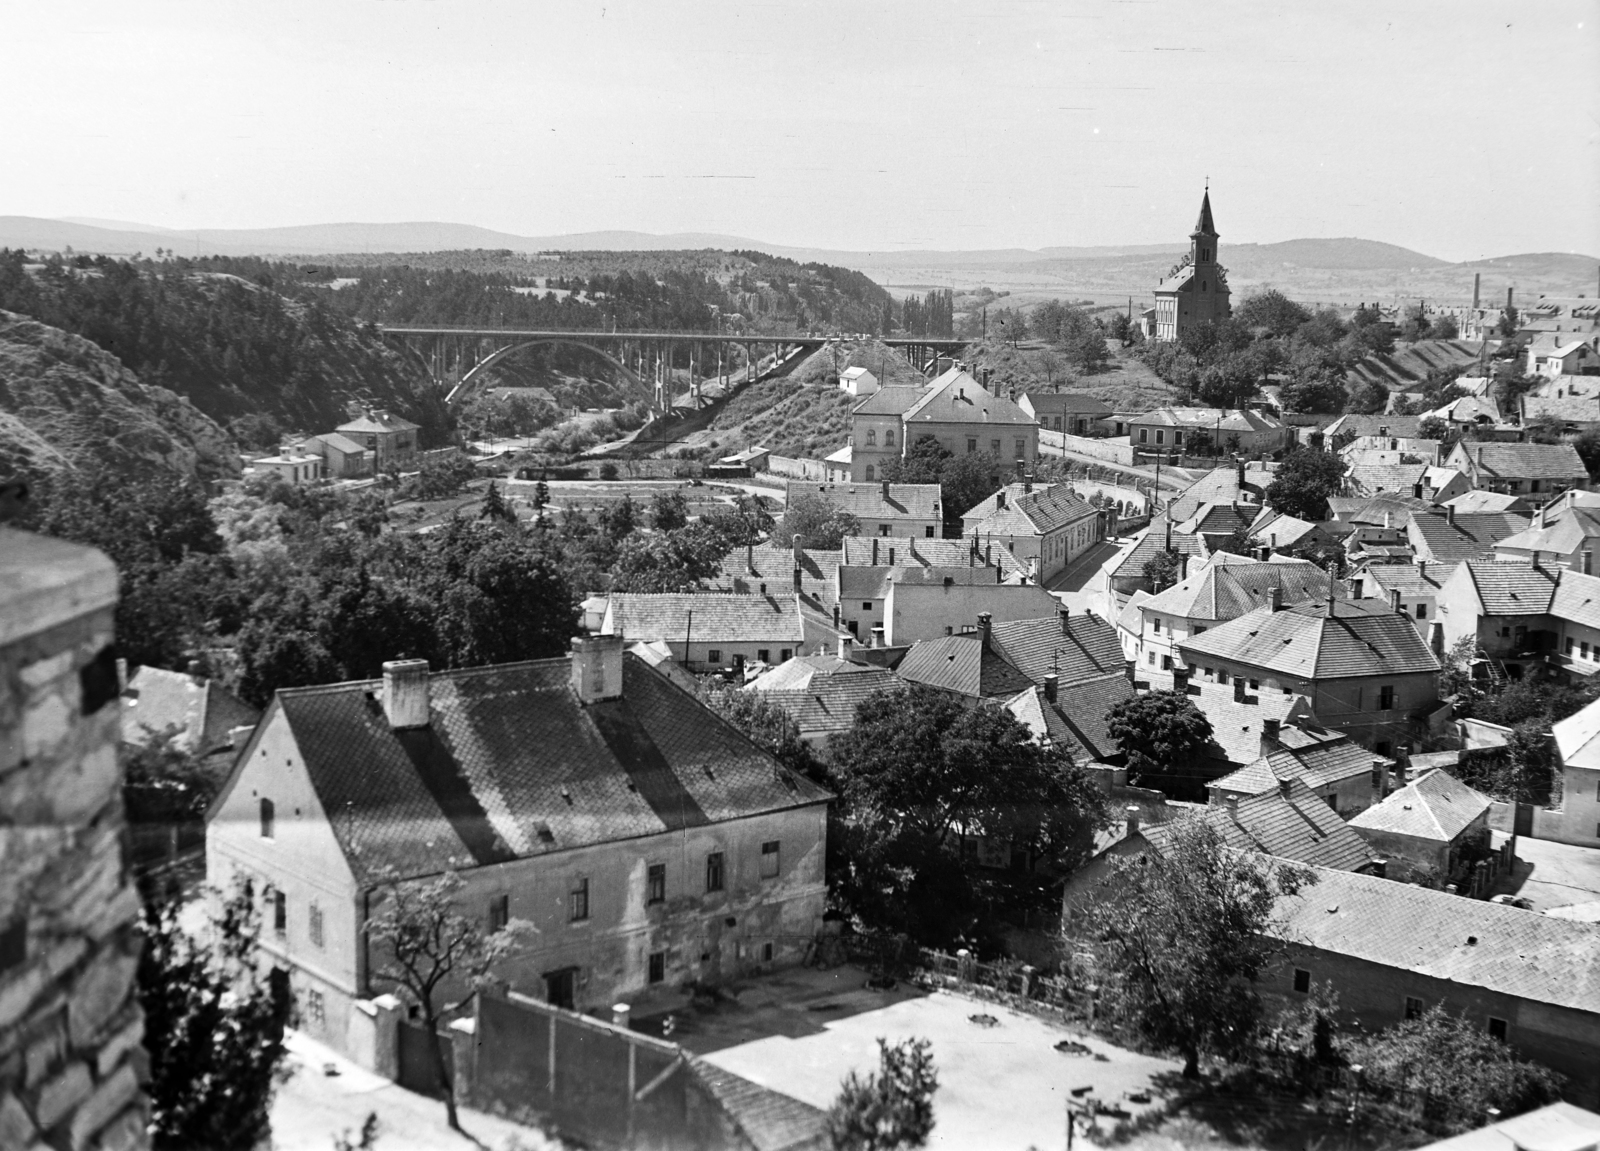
(825, 1038), (939, 1151)
(1105, 690), (1214, 793)
(1264, 447), (1346, 520)
(780, 492), (861, 549)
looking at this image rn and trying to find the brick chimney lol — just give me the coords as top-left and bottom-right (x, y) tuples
(570, 635), (624, 705)
(382, 659), (432, 728)
(881, 480), (890, 502)
(1586, 550), (1594, 576)
(1124, 804), (1141, 836)
(1262, 717), (1281, 743)
(1428, 619), (1445, 657)
(1447, 505), (1456, 526)
(996, 490), (1007, 510)
(871, 537), (879, 565)
(1044, 673), (1058, 702)
(1059, 605), (1072, 634)
(977, 612), (992, 648)
(1389, 588), (1402, 613)
(1267, 585), (1284, 612)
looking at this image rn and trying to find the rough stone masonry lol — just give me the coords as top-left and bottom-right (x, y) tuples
(0, 526), (149, 1151)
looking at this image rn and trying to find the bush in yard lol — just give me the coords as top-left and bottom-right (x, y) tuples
(825, 1038), (938, 1150)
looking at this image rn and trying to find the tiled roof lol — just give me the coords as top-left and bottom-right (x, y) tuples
(689, 1058), (829, 1151)
(1266, 726), (1382, 790)
(903, 369), (1037, 427)
(785, 481), (942, 521)
(337, 411), (419, 434)
(604, 593), (805, 644)
(271, 656), (830, 883)
(1165, 466), (1272, 523)
(1178, 501), (1257, 538)
(1455, 441), (1588, 481)
(1348, 769), (1490, 842)
(1553, 694), (1600, 768)
(751, 670), (903, 739)
(1004, 674), (1135, 763)
(1190, 683), (1318, 766)
(963, 483), (1097, 536)
(122, 666), (260, 756)
(1269, 864), (1600, 1017)
(1521, 394), (1600, 424)
(1109, 519), (1209, 579)
(1326, 493), (1430, 527)
(1363, 562), (1452, 595)
(1133, 408), (1283, 432)
(989, 613), (1127, 684)
(1116, 589), (1150, 638)
(850, 385), (927, 416)
(1409, 511), (1531, 563)
(893, 633), (1034, 699)
(1250, 510), (1321, 549)
(709, 545), (841, 600)
(1461, 561), (1557, 616)
(1550, 568), (1600, 629)
(1347, 461), (1429, 496)
(747, 654), (877, 692)
(1145, 782), (1374, 871)
(309, 432), (370, 456)
(1178, 599), (1440, 680)
(1493, 508), (1600, 556)
(1323, 414), (1425, 439)
(1019, 391), (1113, 416)
(1429, 396), (1501, 424)
(1141, 558), (1343, 623)
(839, 535), (1027, 577)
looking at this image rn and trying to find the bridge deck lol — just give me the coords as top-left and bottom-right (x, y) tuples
(380, 325), (966, 347)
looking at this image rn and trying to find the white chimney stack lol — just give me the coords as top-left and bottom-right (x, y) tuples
(381, 659), (432, 729)
(571, 634), (625, 704)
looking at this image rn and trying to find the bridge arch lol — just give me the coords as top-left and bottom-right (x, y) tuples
(445, 338), (649, 406)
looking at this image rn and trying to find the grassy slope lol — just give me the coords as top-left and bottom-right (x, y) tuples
(966, 341), (1179, 413)
(1346, 339), (1484, 389)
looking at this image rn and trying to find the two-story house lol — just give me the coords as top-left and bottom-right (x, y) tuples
(1407, 507), (1532, 564)
(205, 641), (831, 1058)
(848, 386), (926, 481)
(1352, 560), (1452, 638)
(1434, 560), (1560, 677)
(1177, 595), (1441, 758)
(1492, 503), (1600, 570)
(1128, 408), (1288, 457)
(901, 369), (1038, 474)
(785, 480), (943, 539)
(1444, 441), (1589, 499)
(960, 482), (1105, 583)
(335, 409), (421, 471)
(832, 535), (1024, 642)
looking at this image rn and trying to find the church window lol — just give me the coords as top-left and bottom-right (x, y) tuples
(866, 429), (876, 445)
(885, 429), (894, 447)
(1202, 281), (1208, 292)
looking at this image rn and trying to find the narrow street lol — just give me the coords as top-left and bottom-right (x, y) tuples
(1045, 536), (1134, 619)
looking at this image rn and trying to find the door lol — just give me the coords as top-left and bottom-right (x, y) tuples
(1513, 801), (1534, 837)
(544, 967), (577, 1010)
(397, 1018), (450, 1098)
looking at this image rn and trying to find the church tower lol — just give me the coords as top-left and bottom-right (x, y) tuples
(1151, 187), (1232, 341)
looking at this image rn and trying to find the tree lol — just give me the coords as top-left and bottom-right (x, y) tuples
(701, 684), (824, 782)
(477, 481), (517, 524)
(1345, 378), (1390, 415)
(1213, 524), (1261, 557)
(1500, 722), (1557, 805)
(1073, 818), (1315, 1077)
(365, 870), (535, 1132)
(139, 881), (289, 1150)
(1498, 305), (1520, 338)
(1399, 304), (1434, 342)
(825, 1038), (938, 1151)
(1575, 430), (1600, 479)
(650, 488), (690, 532)
(1277, 372), (1348, 415)
(1433, 313), (1460, 339)
(1350, 1005), (1563, 1120)
(1235, 289), (1310, 339)
(1104, 690), (1214, 790)
(1142, 548), (1182, 593)
(1418, 416), (1454, 444)
(781, 492), (861, 549)
(1264, 447), (1346, 520)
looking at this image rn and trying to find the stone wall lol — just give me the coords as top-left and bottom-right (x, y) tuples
(0, 527), (149, 1151)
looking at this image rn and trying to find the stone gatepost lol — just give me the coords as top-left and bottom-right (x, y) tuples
(0, 527), (149, 1150)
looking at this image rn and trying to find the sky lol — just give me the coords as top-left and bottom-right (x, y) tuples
(6, 0), (1598, 261)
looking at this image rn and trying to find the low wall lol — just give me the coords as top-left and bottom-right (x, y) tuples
(1049, 431), (1135, 465)
(765, 454), (826, 481)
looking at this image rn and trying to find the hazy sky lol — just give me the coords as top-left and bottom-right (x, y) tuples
(7, 0), (1598, 260)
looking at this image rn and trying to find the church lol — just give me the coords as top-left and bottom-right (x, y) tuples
(1147, 188), (1232, 342)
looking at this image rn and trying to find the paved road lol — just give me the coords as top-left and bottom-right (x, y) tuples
(1045, 538), (1134, 619)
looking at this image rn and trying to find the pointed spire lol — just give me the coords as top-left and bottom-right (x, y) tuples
(1193, 187), (1216, 236)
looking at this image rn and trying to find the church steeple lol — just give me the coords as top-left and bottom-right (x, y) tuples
(1190, 185), (1218, 265)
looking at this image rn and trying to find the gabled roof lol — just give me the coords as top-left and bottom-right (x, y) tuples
(1347, 461), (1430, 496)
(1267, 725), (1383, 790)
(1494, 508), (1600, 556)
(1144, 781), (1373, 872)
(688, 1057), (829, 1151)
(1193, 685), (1319, 766)
(750, 668), (902, 739)
(962, 483), (1097, 536)
(603, 593), (805, 644)
(1326, 492), (1431, 526)
(903, 369), (1037, 428)
(1453, 440), (1588, 481)
(122, 666), (260, 756)
(892, 633), (1034, 699)
(839, 366), (873, 381)
(1018, 391), (1113, 416)
(710, 545), (842, 601)
(1133, 408), (1283, 433)
(1165, 465), (1271, 523)
(850, 385), (926, 416)
(1003, 675), (1134, 763)
(261, 656), (830, 883)
(988, 613), (1127, 684)
(1177, 501), (1258, 538)
(308, 432), (370, 456)
(1429, 395), (1501, 424)
(1362, 561), (1452, 595)
(1109, 518), (1209, 579)
(839, 535), (1026, 578)
(1348, 769), (1491, 842)
(1269, 863), (1600, 1017)
(1550, 568), (1600, 629)
(747, 654), (878, 692)
(1323, 414), (1425, 439)
(1521, 394), (1600, 424)
(1440, 490), (1526, 514)
(785, 481), (942, 521)
(1409, 510), (1531, 563)
(1250, 509), (1322, 549)
(1553, 694), (1600, 769)
(1140, 558), (1343, 623)
(840, 563), (1018, 601)
(336, 410), (420, 434)
(1178, 599), (1440, 680)
(1459, 560), (1558, 616)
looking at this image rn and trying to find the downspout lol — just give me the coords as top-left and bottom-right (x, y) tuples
(683, 609), (693, 668)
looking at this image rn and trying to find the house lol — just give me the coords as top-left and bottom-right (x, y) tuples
(716, 446), (771, 473)
(1207, 718), (1388, 816)
(1444, 441), (1589, 498)
(881, 575), (1059, 646)
(1346, 460), (1468, 502)
(710, 540), (842, 605)
(822, 445), (852, 483)
(1492, 503), (1600, 569)
(1163, 460), (1271, 522)
(785, 480), (942, 539)
(1520, 392), (1600, 434)
(901, 369), (1039, 476)
(1001, 673), (1134, 764)
(1150, 190), (1231, 342)
(1527, 334), (1600, 380)
(1104, 518), (1210, 607)
(1348, 769), (1493, 887)
(1173, 501), (1260, 552)
(1248, 508), (1329, 553)
(336, 409), (421, 471)
(1338, 438), (1444, 466)
(1177, 595), (1441, 757)
(205, 642), (832, 1058)
(1426, 395), (1503, 431)
(895, 607), (1127, 699)
(298, 432), (374, 478)
(1132, 557), (1346, 691)
(1548, 696), (1600, 847)
(1323, 414), (1426, 441)
(1411, 1103), (1600, 1151)
(745, 651), (901, 750)
(121, 663), (260, 764)
(833, 534), (1025, 642)
(1441, 489), (1529, 515)
(960, 482), (1105, 582)
(601, 593), (807, 672)
(1328, 494), (1430, 557)
(1017, 391), (1114, 435)
(251, 442), (325, 485)
(1407, 507), (1532, 564)
(1260, 865), (1600, 1108)
(1352, 560), (1451, 636)
(1434, 560), (1560, 675)
(838, 366), (879, 397)
(1128, 408), (1288, 457)
(847, 386), (925, 482)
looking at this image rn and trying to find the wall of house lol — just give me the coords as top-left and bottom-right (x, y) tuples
(1552, 616), (1600, 678)
(1263, 947), (1600, 1109)
(0, 531), (151, 1151)
(206, 706), (364, 1051)
(911, 420), (1037, 471)
(884, 583), (1058, 646)
(653, 639), (801, 672)
(850, 412), (904, 482)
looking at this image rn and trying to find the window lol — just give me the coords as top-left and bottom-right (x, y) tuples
(1014, 439), (1025, 459)
(1405, 996), (1423, 1020)
(761, 840), (780, 879)
(1326, 795), (1337, 811)
(924, 526), (935, 538)
(967, 438), (978, 454)
(866, 429), (877, 445)
(569, 877), (589, 922)
(878, 524), (891, 537)
(1415, 604), (1427, 619)
(307, 989), (326, 1028)
(990, 439), (1000, 454)
(1156, 431), (1165, 445)
(762, 941), (774, 962)
(1566, 638), (1575, 656)
(1147, 652), (1156, 666)
(864, 465), (875, 480)
(1195, 625), (1206, 634)
(489, 894), (509, 933)
(1173, 431), (1184, 445)
(706, 852), (725, 893)
(1292, 968), (1311, 994)
(863, 601), (874, 611)
(260, 798), (275, 839)
(309, 903), (325, 948)
(1583, 642), (1590, 660)
(273, 890), (286, 934)
(1250, 680), (1259, 690)
(1218, 670), (1230, 686)
(758, 649), (770, 663)
(885, 430), (895, 447)
(780, 648), (792, 661)
(1379, 686), (1395, 711)
(648, 951), (665, 984)
(647, 863), (666, 904)
(1161, 655), (1172, 671)
(1376, 740), (1392, 757)
(1152, 618), (1162, 634)
(1139, 429), (1149, 444)
(1501, 627), (1512, 638)
(707, 649), (722, 663)
(1487, 1016), (1508, 1042)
